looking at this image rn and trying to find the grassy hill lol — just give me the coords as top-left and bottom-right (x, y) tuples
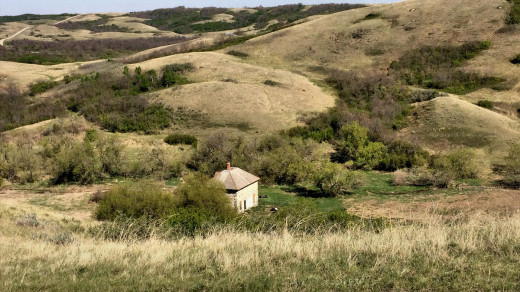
(2, 1), (520, 290)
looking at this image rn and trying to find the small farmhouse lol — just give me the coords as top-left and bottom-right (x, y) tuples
(214, 163), (260, 212)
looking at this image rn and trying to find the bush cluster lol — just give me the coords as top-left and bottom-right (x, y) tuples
(392, 149), (481, 188)
(0, 84), (65, 132)
(65, 64), (193, 133)
(506, 0), (520, 25)
(29, 80), (58, 96)
(476, 100), (494, 109)
(164, 133), (198, 148)
(130, 4), (364, 34)
(95, 175), (236, 235)
(55, 16), (130, 33)
(389, 41), (501, 94)
(0, 36), (189, 64)
(96, 182), (178, 220)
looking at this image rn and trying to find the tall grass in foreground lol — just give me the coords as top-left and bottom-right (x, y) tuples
(1, 213), (520, 291)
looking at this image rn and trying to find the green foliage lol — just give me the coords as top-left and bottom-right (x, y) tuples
(51, 141), (102, 185)
(334, 122), (387, 170)
(258, 144), (313, 185)
(476, 100), (494, 109)
(363, 12), (381, 20)
(95, 135), (125, 176)
(66, 64), (193, 133)
(378, 140), (429, 171)
(95, 182), (177, 221)
(29, 80), (58, 96)
(390, 41), (501, 94)
(286, 126), (334, 142)
(0, 141), (41, 184)
(164, 133), (198, 148)
(313, 162), (361, 197)
(188, 131), (234, 175)
(161, 63), (193, 87)
(174, 173), (235, 219)
(130, 4), (364, 34)
(430, 149), (481, 179)
(506, 0), (520, 24)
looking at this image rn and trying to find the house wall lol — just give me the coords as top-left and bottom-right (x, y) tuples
(231, 182), (258, 212)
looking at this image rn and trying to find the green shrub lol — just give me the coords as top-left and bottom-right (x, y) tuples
(430, 149), (481, 179)
(51, 141), (102, 185)
(164, 133), (198, 148)
(364, 12), (381, 20)
(504, 143), (520, 175)
(227, 50), (249, 58)
(390, 41), (500, 94)
(175, 173), (235, 219)
(29, 80), (58, 96)
(510, 54), (520, 64)
(313, 162), (361, 197)
(161, 63), (194, 87)
(476, 100), (494, 109)
(96, 182), (177, 221)
(506, 0), (520, 25)
(378, 140), (429, 171)
(96, 135), (125, 176)
(0, 142), (41, 184)
(167, 207), (217, 236)
(334, 122), (387, 170)
(264, 80), (282, 86)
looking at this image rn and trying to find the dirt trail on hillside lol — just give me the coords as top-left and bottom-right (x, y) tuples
(54, 15), (81, 25)
(0, 26), (32, 46)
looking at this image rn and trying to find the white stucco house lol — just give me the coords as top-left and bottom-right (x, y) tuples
(214, 163), (260, 212)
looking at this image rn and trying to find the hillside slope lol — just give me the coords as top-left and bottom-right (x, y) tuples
(134, 52), (334, 132)
(401, 95), (520, 155)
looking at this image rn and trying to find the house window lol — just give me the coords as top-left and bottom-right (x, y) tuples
(244, 200), (247, 210)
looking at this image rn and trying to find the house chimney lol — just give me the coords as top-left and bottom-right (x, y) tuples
(227, 162), (231, 170)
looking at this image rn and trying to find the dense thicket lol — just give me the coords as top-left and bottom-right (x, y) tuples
(0, 36), (189, 64)
(389, 41), (502, 94)
(0, 14), (74, 23)
(65, 64), (193, 133)
(55, 16), (130, 32)
(130, 4), (364, 34)
(0, 84), (65, 132)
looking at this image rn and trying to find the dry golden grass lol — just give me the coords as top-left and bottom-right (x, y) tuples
(233, 0), (507, 73)
(133, 52), (334, 132)
(400, 95), (520, 159)
(0, 60), (103, 90)
(1, 195), (520, 291)
(105, 16), (162, 33)
(0, 22), (31, 39)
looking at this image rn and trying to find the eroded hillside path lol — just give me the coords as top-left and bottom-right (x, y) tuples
(0, 26), (32, 46)
(54, 15), (81, 25)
